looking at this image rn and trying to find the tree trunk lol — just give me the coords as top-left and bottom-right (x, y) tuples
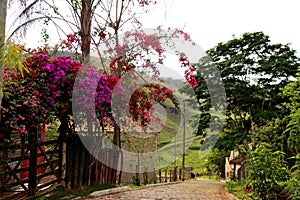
(0, 0), (7, 47)
(80, 0), (92, 63)
(110, 122), (120, 184)
(0, 0), (7, 122)
(220, 157), (226, 179)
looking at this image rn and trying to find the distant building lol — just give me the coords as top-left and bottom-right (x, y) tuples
(225, 150), (241, 180)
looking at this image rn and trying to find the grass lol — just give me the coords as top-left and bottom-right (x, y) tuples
(34, 184), (115, 200)
(198, 175), (219, 181)
(225, 181), (251, 200)
(128, 183), (148, 188)
(160, 135), (211, 176)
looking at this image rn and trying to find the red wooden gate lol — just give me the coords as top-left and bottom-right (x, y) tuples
(0, 134), (62, 199)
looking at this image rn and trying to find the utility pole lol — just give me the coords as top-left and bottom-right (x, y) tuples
(182, 100), (186, 181)
(174, 131), (176, 166)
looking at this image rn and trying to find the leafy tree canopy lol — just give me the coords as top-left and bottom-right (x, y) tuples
(181, 32), (300, 151)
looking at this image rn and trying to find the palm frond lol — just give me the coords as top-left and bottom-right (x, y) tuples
(7, 16), (46, 40)
(16, 0), (40, 20)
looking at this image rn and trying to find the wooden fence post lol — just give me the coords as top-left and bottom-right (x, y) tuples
(28, 133), (37, 196)
(179, 168), (182, 180)
(153, 168), (156, 184)
(59, 135), (67, 187)
(158, 169), (162, 183)
(135, 165), (140, 185)
(143, 171), (148, 184)
(164, 169), (167, 182)
(142, 167), (148, 184)
(135, 151), (141, 185)
(174, 166), (178, 181)
(62, 142), (66, 186)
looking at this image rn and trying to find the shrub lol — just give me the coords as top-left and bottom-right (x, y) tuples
(284, 154), (300, 200)
(246, 143), (290, 199)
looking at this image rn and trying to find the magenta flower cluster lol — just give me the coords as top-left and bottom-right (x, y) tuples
(41, 55), (78, 106)
(74, 66), (113, 118)
(39, 54), (113, 119)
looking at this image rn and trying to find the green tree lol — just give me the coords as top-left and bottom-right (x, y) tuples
(282, 67), (300, 155)
(182, 32), (300, 177)
(280, 67), (300, 200)
(1, 0), (37, 119)
(212, 31), (298, 131)
(192, 32), (299, 145)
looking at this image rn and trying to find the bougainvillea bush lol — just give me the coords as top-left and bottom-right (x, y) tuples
(129, 83), (179, 127)
(1, 50), (52, 135)
(90, 28), (199, 129)
(1, 26), (199, 138)
(1, 48), (115, 136)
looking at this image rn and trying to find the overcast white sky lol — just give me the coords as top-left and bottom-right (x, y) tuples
(140, 0), (300, 53)
(7, 0), (300, 79)
(10, 0), (299, 54)
(140, 0), (300, 78)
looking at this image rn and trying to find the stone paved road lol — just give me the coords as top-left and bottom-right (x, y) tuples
(88, 178), (236, 200)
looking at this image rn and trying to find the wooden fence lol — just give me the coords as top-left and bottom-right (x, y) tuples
(0, 133), (119, 199)
(0, 137), (62, 199)
(1, 132), (193, 199)
(156, 167), (192, 183)
(63, 134), (119, 188)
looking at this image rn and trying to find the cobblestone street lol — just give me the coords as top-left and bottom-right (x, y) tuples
(88, 178), (236, 200)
